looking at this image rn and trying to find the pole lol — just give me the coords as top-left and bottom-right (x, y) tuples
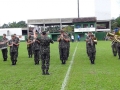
(78, 0), (79, 18)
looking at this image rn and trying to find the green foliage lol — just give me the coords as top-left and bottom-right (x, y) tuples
(63, 25), (74, 32)
(111, 16), (120, 30)
(1, 21), (27, 28)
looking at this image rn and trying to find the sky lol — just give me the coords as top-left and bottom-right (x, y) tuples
(0, 0), (120, 26)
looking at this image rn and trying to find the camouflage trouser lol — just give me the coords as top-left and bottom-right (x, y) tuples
(1, 48), (8, 60)
(10, 52), (17, 64)
(111, 42), (117, 56)
(88, 48), (96, 64)
(59, 48), (67, 61)
(16, 47), (19, 58)
(27, 47), (33, 57)
(86, 47), (89, 56)
(41, 52), (50, 70)
(117, 43), (120, 58)
(67, 46), (70, 59)
(34, 50), (40, 64)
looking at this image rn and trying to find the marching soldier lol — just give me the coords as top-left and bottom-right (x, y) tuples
(57, 30), (69, 64)
(26, 33), (34, 58)
(38, 31), (54, 75)
(33, 32), (40, 65)
(14, 34), (20, 58)
(8, 35), (19, 65)
(1, 34), (8, 61)
(87, 34), (97, 64)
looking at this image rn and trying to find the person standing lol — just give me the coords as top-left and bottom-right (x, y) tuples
(33, 32), (40, 65)
(77, 35), (80, 41)
(71, 35), (74, 42)
(57, 30), (69, 64)
(14, 34), (20, 58)
(26, 33), (34, 58)
(38, 31), (54, 75)
(8, 35), (19, 65)
(1, 34), (8, 61)
(87, 34), (97, 64)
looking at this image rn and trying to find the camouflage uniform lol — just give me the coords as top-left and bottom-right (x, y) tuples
(58, 35), (68, 64)
(111, 41), (117, 56)
(8, 38), (19, 65)
(26, 36), (34, 58)
(117, 42), (120, 59)
(15, 36), (19, 58)
(1, 37), (8, 61)
(39, 35), (54, 75)
(87, 36), (97, 64)
(33, 37), (40, 65)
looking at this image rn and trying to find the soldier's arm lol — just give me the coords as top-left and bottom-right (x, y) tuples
(50, 39), (54, 44)
(57, 35), (61, 42)
(8, 41), (12, 46)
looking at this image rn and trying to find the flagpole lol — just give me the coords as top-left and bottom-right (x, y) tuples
(78, 0), (80, 18)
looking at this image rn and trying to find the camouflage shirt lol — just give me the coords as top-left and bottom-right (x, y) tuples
(8, 39), (19, 52)
(39, 36), (53, 53)
(33, 37), (40, 51)
(58, 35), (68, 49)
(1, 37), (8, 47)
(26, 36), (34, 47)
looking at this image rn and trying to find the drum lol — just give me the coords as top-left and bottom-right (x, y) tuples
(0, 40), (7, 50)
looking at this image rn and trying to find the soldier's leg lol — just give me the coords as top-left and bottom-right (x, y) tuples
(37, 50), (40, 64)
(112, 44), (116, 56)
(27, 47), (30, 58)
(45, 53), (50, 75)
(4, 49), (8, 61)
(63, 48), (68, 64)
(41, 53), (46, 75)
(117, 46), (120, 59)
(92, 52), (96, 64)
(2, 49), (5, 61)
(59, 48), (64, 64)
(11, 52), (14, 65)
(86, 47), (89, 57)
(30, 47), (33, 58)
(34, 50), (37, 64)
(14, 52), (17, 65)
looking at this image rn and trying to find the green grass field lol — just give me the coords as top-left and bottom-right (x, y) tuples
(0, 41), (120, 90)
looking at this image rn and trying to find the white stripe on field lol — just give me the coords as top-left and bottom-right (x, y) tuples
(61, 43), (78, 90)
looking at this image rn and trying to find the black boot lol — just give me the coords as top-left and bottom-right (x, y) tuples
(63, 60), (66, 64)
(61, 60), (64, 64)
(46, 70), (50, 75)
(42, 70), (45, 75)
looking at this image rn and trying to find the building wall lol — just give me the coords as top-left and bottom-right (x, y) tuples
(0, 28), (22, 36)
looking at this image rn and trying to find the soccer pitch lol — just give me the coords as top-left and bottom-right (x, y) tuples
(0, 41), (120, 90)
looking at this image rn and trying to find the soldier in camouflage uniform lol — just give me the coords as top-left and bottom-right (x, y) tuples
(39, 31), (54, 75)
(14, 34), (20, 58)
(26, 33), (34, 58)
(8, 35), (19, 65)
(33, 32), (40, 65)
(57, 30), (69, 64)
(87, 34), (97, 64)
(64, 32), (70, 60)
(1, 34), (8, 61)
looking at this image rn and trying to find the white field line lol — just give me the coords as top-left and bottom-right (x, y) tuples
(61, 43), (78, 90)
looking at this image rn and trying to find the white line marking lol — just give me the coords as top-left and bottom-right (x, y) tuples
(61, 43), (78, 90)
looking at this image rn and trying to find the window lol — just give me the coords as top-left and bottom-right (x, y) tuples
(83, 24), (88, 28)
(75, 24), (81, 28)
(90, 24), (94, 27)
(22, 30), (27, 35)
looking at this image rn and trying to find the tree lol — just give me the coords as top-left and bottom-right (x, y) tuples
(63, 25), (74, 32)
